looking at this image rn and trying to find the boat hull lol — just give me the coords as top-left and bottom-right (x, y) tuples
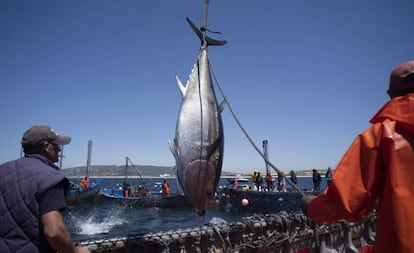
(219, 188), (320, 214)
(99, 191), (192, 209)
(66, 184), (101, 207)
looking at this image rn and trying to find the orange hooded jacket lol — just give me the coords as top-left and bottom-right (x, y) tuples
(308, 94), (414, 253)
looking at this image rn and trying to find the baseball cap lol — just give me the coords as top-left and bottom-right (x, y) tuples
(21, 125), (71, 149)
(388, 60), (414, 97)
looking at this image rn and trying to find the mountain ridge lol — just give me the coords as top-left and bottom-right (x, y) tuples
(62, 165), (174, 178)
(62, 165), (237, 178)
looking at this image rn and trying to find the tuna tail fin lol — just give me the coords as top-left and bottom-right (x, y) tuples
(186, 17), (227, 47)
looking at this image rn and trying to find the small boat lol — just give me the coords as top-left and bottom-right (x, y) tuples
(225, 176), (252, 191)
(98, 157), (192, 209)
(65, 140), (102, 207)
(219, 187), (320, 214)
(99, 182), (157, 200)
(98, 156), (160, 198)
(226, 174), (250, 184)
(66, 179), (101, 206)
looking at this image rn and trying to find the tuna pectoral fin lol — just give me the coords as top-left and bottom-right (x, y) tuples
(169, 139), (179, 159)
(206, 134), (223, 160)
(175, 75), (186, 97)
(186, 17), (227, 47)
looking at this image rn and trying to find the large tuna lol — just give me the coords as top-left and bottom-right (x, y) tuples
(169, 17), (226, 215)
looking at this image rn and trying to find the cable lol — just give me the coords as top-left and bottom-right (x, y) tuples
(209, 59), (306, 197)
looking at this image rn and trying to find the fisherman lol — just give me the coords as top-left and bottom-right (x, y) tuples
(325, 167), (333, 186)
(255, 172), (263, 191)
(122, 182), (130, 197)
(162, 179), (170, 197)
(250, 170), (258, 190)
(129, 185), (135, 197)
(232, 179), (238, 189)
(289, 170), (298, 185)
(312, 169), (321, 191)
(80, 176), (89, 189)
(277, 172), (286, 192)
(266, 172), (274, 191)
(0, 125), (89, 253)
(302, 60), (414, 253)
(138, 182), (150, 197)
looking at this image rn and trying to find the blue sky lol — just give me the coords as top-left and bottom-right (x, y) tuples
(1, 1), (413, 173)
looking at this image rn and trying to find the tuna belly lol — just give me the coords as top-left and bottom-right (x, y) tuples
(182, 159), (216, 215)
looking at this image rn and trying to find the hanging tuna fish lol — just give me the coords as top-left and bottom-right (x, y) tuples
(169, 2), (226, 215)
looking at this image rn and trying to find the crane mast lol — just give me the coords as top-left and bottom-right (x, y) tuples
(263, 140), (270, 175)
(85, 140), (92, 177)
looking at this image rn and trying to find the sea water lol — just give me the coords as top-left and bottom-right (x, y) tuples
(64, 177), (323, 243)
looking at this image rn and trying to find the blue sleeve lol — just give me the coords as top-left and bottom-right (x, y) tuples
(38, 180), (67, 215)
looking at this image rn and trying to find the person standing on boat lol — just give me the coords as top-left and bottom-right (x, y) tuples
(138, 182), (150, 197)
(122, 182), (131, 197)
(289, 170), (298, 185)
(232, 179), (238, 189)
(266, 172), (274, 191)
(255, 172), (263, 191)
(250, 170), (258, 190)
(0, 125), (89, 253)
(312, 169), (321, 191)
(277, 172), (286, 192)
(80, 176), (89, 189)
(302, 60), (414, 253)
(162, 179), (170, 196)
(325, 167), (333, 186)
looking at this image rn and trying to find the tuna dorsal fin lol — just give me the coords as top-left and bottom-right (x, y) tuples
(175, 74), (186, 97)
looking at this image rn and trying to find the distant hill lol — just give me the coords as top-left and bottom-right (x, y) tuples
(62, 165), (175, 178)
(62, 165), (237, 178)
(62, 165), (323, 178)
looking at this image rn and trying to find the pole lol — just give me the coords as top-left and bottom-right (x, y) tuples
(86, 140), (92, 177)
(263, 140), (270, 175)
(125, 156), (128, 184)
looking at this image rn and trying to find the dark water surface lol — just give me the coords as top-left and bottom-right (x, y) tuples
(64, 177), (322, 243)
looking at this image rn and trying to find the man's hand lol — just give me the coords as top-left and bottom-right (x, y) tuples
(301, 195), (315, 215)
(75, 246), (90, 253)
(42, 211), (90, 253)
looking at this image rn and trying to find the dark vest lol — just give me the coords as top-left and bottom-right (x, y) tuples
(0, 155), (68, 253)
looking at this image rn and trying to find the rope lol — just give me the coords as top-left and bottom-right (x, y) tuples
(212, 224), (231, 252)
(201, 0), (209, 31)
(208, 59), (306, 197)
(200, 0), (209, 48)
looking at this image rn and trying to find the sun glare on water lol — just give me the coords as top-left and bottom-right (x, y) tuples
(68, 208), (127, 235)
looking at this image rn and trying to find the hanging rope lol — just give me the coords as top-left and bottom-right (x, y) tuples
(201, 0), (209, 30)
(200, 0), (209, 47)
(208, 60), (306, 197)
